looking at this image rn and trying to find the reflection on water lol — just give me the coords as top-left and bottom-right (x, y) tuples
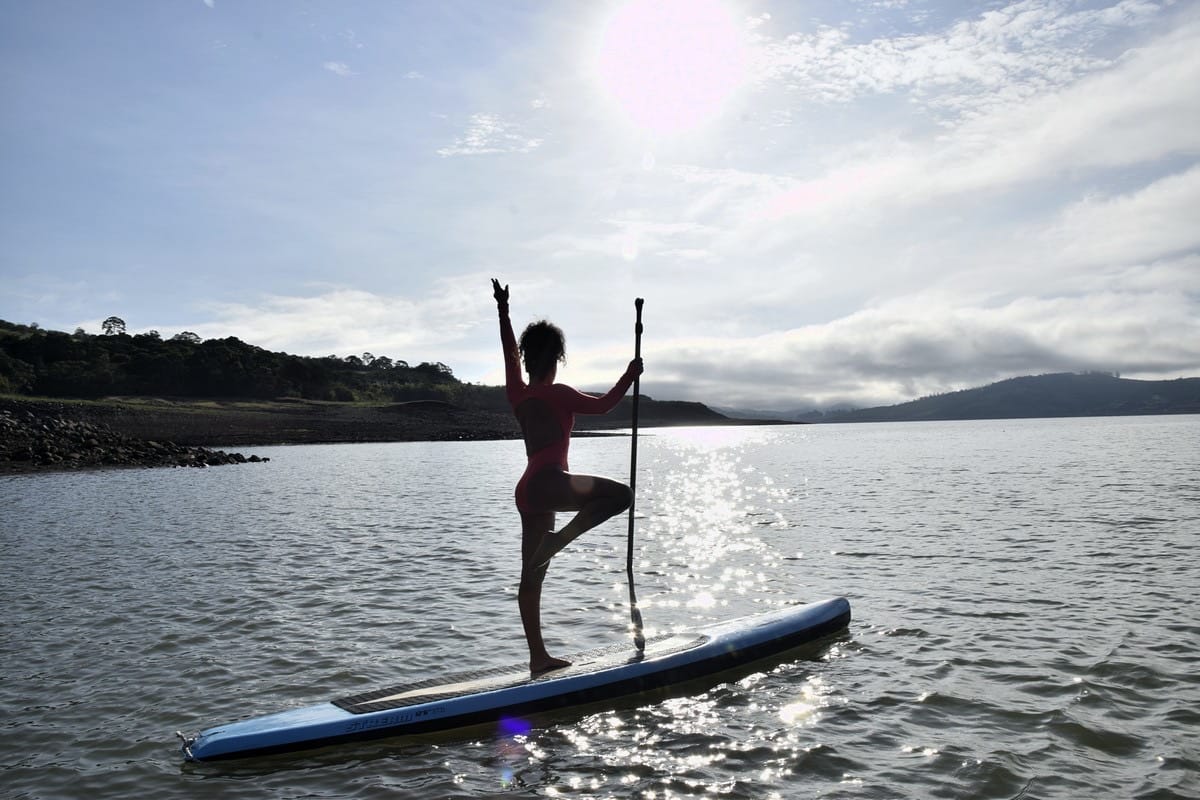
(632, 427), (788, 627)
(778, 674), (837, 726)
(1, 417), (1198, 799)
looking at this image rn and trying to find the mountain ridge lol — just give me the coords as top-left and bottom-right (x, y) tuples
(747, 373), (1200, 422)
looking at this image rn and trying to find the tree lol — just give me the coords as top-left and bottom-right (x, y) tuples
(102, 316), (126, 335)
(172, 331), (202, 344)
(415, 361), (455, 380)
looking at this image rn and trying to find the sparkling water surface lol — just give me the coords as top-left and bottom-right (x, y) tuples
(2, 416), (1197, 799)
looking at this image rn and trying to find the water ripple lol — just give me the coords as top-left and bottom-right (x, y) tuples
(2, 419), (1198, 798)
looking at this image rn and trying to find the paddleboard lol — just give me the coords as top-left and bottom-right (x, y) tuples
(179, 596), (850, 761)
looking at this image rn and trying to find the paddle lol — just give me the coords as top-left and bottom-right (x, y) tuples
(627, 298), (646, 653)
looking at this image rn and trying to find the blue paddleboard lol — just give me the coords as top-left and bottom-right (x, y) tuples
(180, 596), (850, 761)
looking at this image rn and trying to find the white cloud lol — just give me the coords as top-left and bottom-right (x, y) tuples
(437, 113), (544, 157)
(586, 3), (1198, 332)
(939, 19), (1200, 183)
(753, 13), (1200, 221)
(189, 281), (483, 363)
(643, 277), (1200, 409)
(752, 0), (1164, 121)
(1038, 165), (1200, 269)
(322, 61), (355, 77)
(527, 217), (717, 263)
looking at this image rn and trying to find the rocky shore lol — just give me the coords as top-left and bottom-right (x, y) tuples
(0, 395), (525, 474)
(0, 401), (267, 473)
(0, 394), (786, 475)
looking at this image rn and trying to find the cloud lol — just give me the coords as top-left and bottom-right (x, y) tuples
(437, 113), (544, 157)
(322, 61), (355, 77)
(578, 5), (1200, 321)
(1037, 165), (1200, 270)
(527, 218), (717, 263)
(643, 274), (1200, 409)
(509, 5), (1197, 325)
(753, 17), (1200, 221)
(751, 0), (1163, 120)
(186, 280), (485, 363)
(516, 143), (1200, 410)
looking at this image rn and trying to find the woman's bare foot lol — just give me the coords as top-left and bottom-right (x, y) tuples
(530, 655), (571, 676)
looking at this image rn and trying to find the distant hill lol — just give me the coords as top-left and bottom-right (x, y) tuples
(820, 373), (1200, 422)
(580, 396), (737, 429)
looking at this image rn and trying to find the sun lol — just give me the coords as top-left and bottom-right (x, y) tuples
(594, 0), (749, 136)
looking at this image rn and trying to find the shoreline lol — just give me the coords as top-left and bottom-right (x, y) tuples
(0, 399), (271, 474)
(0, 395), (787, 475)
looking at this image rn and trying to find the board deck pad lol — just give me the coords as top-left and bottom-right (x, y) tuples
(335, 633), (707, 714)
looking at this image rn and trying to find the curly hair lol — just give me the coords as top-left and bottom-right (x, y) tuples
(519, 320), (566, 381)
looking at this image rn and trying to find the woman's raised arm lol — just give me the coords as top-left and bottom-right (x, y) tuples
(493, 279), (523, 392)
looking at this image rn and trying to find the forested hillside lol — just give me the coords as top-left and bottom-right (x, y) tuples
(0, 319), (491, 405)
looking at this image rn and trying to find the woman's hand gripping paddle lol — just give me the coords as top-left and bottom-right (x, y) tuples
(627, 298), (646, 653)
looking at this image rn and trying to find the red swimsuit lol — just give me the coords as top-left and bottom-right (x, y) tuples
(499, 307), (633, 513)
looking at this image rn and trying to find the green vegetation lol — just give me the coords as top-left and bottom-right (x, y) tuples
(0, 319), (504, 406)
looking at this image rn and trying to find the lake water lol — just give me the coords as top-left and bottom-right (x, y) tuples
(1, 416), (1197, 799)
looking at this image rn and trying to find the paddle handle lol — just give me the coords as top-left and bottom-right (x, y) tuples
(627, 298), (645, 652)
(630, 297), (643, 488)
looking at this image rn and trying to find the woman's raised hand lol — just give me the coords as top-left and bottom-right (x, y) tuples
(491, 278), (509, 306)
(628, 357), (644, 378)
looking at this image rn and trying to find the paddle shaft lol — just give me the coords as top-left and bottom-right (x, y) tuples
(627, 298), (645, 652)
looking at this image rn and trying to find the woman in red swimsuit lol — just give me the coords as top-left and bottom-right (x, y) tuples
(492, 279), (643, 674)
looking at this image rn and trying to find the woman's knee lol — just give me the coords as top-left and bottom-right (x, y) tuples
(608, 481), (633, 512)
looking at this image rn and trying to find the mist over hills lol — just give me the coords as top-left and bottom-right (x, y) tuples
(724, 373), (1200, 423)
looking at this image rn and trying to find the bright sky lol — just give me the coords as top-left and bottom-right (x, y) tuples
(2, 0), (1197, 411)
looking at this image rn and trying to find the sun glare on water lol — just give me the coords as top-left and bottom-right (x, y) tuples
(594, 0), (749, 136)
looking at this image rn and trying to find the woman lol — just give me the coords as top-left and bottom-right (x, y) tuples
(492, 279), (643, 674)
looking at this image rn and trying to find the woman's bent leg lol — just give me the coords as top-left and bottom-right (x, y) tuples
(529, 472), (632, 567)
